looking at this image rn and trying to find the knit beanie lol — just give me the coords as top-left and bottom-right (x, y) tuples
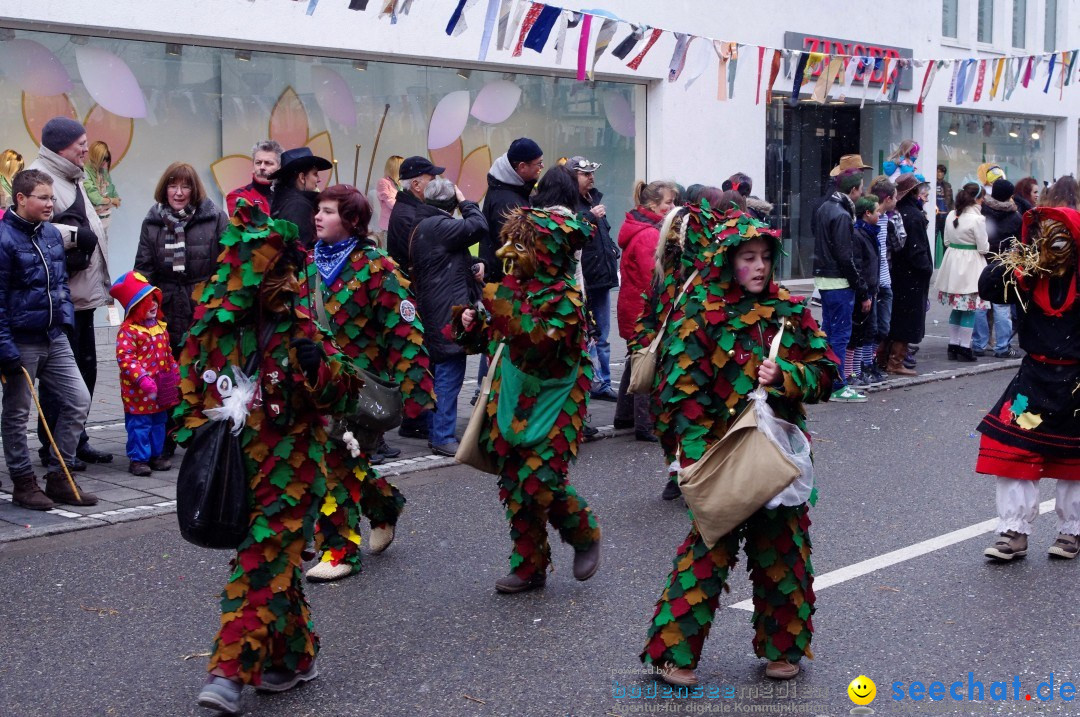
(41, 117), (87, 153)
(507, 137), (542, 167)
(991, 178), (1015, 202)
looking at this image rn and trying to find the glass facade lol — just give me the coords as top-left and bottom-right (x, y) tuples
(978, 0), (995, 43)
(937, 110), (1056, 190)
(942, 0), (959, 38)
(0, 28), (644, 276)
(1045, 0), (1059, 51)
(1013, 0), (1027, 48)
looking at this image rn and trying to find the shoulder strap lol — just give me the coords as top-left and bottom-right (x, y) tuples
(406, 222), (421, 275)
(481, 343), (506, 396)
(648, 269), (700, 354)
(243, 321), (276, 376)
(306, 267), (331, 329)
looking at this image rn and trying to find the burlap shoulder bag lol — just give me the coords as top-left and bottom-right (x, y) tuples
(677, 326), (801, 548)
(628, 270), (699, 395)
(455, 342), (506, 474)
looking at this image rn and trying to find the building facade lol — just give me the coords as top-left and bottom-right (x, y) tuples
(1, 0), (1078, 283)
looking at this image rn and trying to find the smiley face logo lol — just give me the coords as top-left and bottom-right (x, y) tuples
(848, 675), (877, 706)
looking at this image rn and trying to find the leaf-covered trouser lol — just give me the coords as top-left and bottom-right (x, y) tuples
(499, 470), (601, 580)
(315, 439), (406, 569)
(208, 451), (324, 685)
(641, 504), (814, 670)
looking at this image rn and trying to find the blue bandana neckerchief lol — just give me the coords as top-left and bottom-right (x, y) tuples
(313, 237), (359, 285)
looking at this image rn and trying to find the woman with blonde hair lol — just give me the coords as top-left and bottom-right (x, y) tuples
(83, 141), (121, 228)
(377, 154), (404, 231)
(0, 149), (24, 208)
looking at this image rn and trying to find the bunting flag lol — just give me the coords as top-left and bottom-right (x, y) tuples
(860, 57), (880, 108)
(668, 33), (693, 83)
(877, 56), (892, 98)
(1021, 55), (1034, 87)
(611, 25), (644, 60)
(916, 59), (942, 113)
(379, 0), (395, 20)
(626, 27), (662, 70)
(989, 58), (1004, 99)
(348, 0), (370, 9)
(576, 13), (592, 81)
(842, 55), (865, 99)
(714, 40), (731, 99)
(972, 59), (987, 101)
(521, 4), (560, 55)
(512, 2), (543, 57)
(554, 10), (577, 64)
(589, 18), (618, 80)
(506, 0), (528, 50)
(726, 43), (740, 98)
(446, 0), (479, 36)
(306, 0), (319, 15)
(764, 49), (782, 105)
(1005, 57), (1020, 99)
(954, 58), (971, 104)
(888, 59), (905, 102)
(496, 0), (516, 50)
(788, 51), (809, 107)
(754, 46), (766, 104)
(811, 55), (843, 103)
(1060, 51), (1070, 99)
(477, 0), (500, 61)
(1044, 52), (1057, 93)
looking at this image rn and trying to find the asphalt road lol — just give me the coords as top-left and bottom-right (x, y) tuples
(2, 371), (1078, 717)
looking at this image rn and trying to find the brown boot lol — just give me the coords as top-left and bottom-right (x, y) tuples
(876, 341), (890, 370)
(11, 472), (55, 511)
(44, 471), (98, 506)
(886, 342), (916, 376)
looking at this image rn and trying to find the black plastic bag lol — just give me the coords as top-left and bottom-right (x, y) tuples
(176, 418), (250, 549)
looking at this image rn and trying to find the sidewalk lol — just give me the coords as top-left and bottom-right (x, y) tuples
(0, 283), (1021, 543)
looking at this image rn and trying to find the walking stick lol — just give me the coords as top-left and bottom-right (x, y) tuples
(21, 367), (81, 502)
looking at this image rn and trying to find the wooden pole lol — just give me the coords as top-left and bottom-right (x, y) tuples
(364, 103), (391, 194)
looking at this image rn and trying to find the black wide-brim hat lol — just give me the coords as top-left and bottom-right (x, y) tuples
(268, 147), (332, 180)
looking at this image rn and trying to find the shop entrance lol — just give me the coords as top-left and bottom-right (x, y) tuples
(765, 100), (913, 279)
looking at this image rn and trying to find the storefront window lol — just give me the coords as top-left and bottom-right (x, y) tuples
(0, 28), (643, 275)
(937, 110), (1056, 193)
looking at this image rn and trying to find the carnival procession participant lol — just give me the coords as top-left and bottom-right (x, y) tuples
(976, 186), (1080, 562)
(301, 184), (435, 583)
(226, 139), (283, 215)
(270, 147), (332, 248)
(180, 201), (362, 714)
(937, 182), (990, 361)
(454, 205), (602, 594)
(641, 209), (839, 687)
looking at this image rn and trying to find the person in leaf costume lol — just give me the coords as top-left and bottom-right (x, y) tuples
(300, 184), (435, 583)
(176, 201), (362, 713)
(640, 209), (840, 687)
(453, 205), (602, 594)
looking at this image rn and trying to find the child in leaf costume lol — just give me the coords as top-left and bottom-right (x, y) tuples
(177, 202), (362, 709)
(453, 206), (602, 594)
(300, 184), (435, 582)
(640, 209), (840, 686)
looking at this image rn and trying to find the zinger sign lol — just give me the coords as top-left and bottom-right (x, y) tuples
(784, 32), (915, 90)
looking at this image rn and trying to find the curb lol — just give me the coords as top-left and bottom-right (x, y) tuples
(864, 357), (1022, 393)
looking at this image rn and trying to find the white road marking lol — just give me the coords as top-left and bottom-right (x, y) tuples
(728, 499), (1056, 611)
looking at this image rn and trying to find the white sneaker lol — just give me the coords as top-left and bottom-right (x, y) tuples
(830, 386), (868, 403)
(305, 559), (356, 583)
(368, 525), (395, 554)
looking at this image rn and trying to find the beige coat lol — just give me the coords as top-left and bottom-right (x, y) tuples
(935, 206), (988, 296)
(28, 147), (111, 310)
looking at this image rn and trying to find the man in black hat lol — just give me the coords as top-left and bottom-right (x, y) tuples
(481, 137), (543, 282)
(386, 156), (445, 269)
(270, 147), (332, 248)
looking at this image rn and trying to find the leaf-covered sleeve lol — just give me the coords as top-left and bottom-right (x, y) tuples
(369, 257), (435, 417)
(770, 309), (840, 406)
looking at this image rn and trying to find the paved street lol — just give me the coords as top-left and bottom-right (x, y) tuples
(5, 359), (1078, 715)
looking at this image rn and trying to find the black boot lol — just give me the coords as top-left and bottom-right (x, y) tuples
(947, 344), (959, 360)
(956, 345), (977, 362)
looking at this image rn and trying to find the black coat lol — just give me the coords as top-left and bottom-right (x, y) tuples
(852, 220), (881, 299)
(576, 188), (618, 293)
(982, 198), (1023, 255)
(409, 201), (488, 362)
(481, 174), (533, 282)
(888, 194), (934, 344)
(812, 192), (867, 301)
(271, 184), (318, 249)
(386, 190), (426, 270)
(135, 199), (228, 353)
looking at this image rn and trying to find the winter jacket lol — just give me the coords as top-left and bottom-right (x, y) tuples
(0, 210), (74, 365)
(852, 219), (881, 299)
(888, 194), (934, 344)
(577, 188), (618, 293)
(482, 158), (535, 282)
(616, 206), (663, 340)
(226, 176), (274, 215)
(746, 196), (774, 223)
(134, 199), (229, 353)
(409, 201), (488, 362)
(982, 197), (1023, 255)
(812, 191), (867, 301)
(271, 184), (318, 248)
(936, 206), (989, 296)
(1015, 195), (1034, 214)
(376, 176), (397, 231)
(83, 164), (119, 219)
(116, 319), (180, 415)
(386, 189), (426, 270)
(28, 146), (110, 311)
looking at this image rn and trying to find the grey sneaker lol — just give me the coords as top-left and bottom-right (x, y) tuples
(1048, 533), (1080, 559)
(197, 676), (243, 714)
(984, 530), (1028, 561)
(255, 662), (319, 693)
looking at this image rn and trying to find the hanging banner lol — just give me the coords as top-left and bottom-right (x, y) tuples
(972, 59), (987, 101)
(784, 32), (914, 89)
(611, 25), (644, 61)
(521, 4), (561, 54)
(589, 18), (618, 80)
(496, 0), (517, 50)
(764, 49), (782, 105)
(348, 0), (370, 9)
(788, 51), (809, 106)
(626, 28), (662, 71)
(512, 3), (543, 57)
(477, 0), (501, 60)
(668, 33), (693, 83)
(576, 13), (592, 81)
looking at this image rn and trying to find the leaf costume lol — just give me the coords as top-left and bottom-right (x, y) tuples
(640, 209), (840, 671)
(174, 202), (362, 685)
(453, 207), (601, 581)
(299, 239), (435, 570)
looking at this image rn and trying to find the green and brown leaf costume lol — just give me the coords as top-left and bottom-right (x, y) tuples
(300, 241), (435, 570)
(641, 209), (840, 670)
(453, 207), (601, 580)
(174, 203), (361, 685)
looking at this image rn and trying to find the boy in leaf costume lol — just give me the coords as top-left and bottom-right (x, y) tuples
(176, 201), (362, 712)
(453, 206), (602, 594)
(299, 185), (435, 583)
(640, 209), (840, 686)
